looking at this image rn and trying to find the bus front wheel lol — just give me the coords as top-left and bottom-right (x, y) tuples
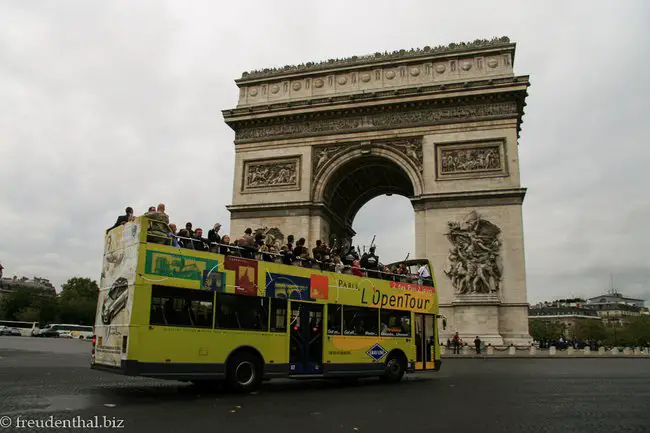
(381, 352), (406, 383)
(226, 352), (262, 393)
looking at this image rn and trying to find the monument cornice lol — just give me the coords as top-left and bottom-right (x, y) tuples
(225, 88), (528, 144)
(226, 201), (353, 236)
(411, 188), (527, 210)
(223, 76), (529, 121)
(237, 37), (514, 82)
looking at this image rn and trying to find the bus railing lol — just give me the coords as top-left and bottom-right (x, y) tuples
(152, 234), (434, 287)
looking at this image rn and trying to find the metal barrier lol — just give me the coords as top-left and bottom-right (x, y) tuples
(161, 234), (434, 286)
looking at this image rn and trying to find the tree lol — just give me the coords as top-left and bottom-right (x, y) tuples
(625, 316), (650, 346)
(571, 319), (607, 342)
(529, 319), (566, 342)
(58, 277), (99, 325)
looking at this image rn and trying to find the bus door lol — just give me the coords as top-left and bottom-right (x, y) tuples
(289, 301), (324, 374)
(414, 313), (436, 370)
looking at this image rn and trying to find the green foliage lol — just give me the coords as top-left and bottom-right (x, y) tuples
(529, 319), (566, 341)
(571, 319), (607, 342)
(0, 276), (99, 326)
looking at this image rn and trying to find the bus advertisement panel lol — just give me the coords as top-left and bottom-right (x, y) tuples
(94, 220), (141, 367)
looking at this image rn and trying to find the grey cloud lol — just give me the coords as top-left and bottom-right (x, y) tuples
(0, 0), (648, 307)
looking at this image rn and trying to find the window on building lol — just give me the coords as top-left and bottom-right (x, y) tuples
(327, 304), (342, 335)
(343, 306), (378, 336)
(380, 309), (411, 337)
(270, 298), (287, 332)
(150, 285), (214, 328)
(215, 293), (269, 331)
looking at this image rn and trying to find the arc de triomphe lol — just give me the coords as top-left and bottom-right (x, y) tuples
(222, 37), (532, 345)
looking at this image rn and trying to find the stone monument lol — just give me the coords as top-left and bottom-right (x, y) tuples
(222, 37), (532, 345)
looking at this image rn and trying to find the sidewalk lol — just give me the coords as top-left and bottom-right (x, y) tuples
(441, 347), (650, 359)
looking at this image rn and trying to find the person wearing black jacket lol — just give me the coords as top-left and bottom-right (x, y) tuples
(107, 207), (133, 233)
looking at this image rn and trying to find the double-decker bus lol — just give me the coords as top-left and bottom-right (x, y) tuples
(91, 216), (441, 392)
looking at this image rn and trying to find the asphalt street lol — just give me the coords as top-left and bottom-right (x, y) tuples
(1, 336), (649, 433)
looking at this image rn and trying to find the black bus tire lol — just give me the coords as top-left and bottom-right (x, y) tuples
(226, 351), (263, 393)
(380, 352), (406, 383)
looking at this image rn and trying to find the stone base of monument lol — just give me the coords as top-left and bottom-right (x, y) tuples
(449, 293), (504, 347)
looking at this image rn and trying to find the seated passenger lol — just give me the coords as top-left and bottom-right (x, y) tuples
(332, 255), (344, 273)
(219, 235), (231, 255)
(191, 228), (209, 252)
(351, 259), (363, 277)
(168, 223), (181, 248)
(184, 222), (194, 238)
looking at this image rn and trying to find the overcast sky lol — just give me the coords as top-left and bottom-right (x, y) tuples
(1, 1), (648, 304)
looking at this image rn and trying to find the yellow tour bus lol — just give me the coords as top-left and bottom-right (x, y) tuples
(91, 216), (441, 392)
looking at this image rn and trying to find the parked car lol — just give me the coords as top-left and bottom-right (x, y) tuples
(0, 326), (22, 336)
(34, 328), (60, 338)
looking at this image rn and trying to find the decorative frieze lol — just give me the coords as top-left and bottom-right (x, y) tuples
(312, 137), (423, 177)
(242, 157), (300, 192)
(436, 140), (506, 180)
(236, 102), (517, 142)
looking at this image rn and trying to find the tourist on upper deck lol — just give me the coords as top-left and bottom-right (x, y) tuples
(145, 203), (169, 224)
(191, 228), (209, 252)
(208, 223), (222, 252)
(332, 255), (344, 273)
(351, 259), (363, 277)
(219, 235), (231, 255)
(239, 228), (256, 259)
(293, 238), (310, 267)
(168, 223), (181, 248)
(281, 235), (295, 265)
(185, 222), (194, 237)
(361, 246), (380, 278)
(107, 207), (134, 233)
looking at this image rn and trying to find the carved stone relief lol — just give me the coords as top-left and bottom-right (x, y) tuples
(243, 158), (299, 190)
(312, 138), (423, 177)
(236, 102), (517, 141)
(440, 144), (501, 175)
(443, 211), (503, 295)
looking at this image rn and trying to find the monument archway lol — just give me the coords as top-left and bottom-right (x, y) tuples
(223, 37), (532, 345)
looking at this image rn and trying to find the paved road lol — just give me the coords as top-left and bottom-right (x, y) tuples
(1, 336), (649, 433)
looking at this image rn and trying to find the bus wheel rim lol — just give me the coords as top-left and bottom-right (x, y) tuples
(387, 359), (400, 375)
(235, 361), (255, 386)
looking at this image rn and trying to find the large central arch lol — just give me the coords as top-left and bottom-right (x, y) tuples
(224, 37), (532, 346)
(312, 143), (423, 240)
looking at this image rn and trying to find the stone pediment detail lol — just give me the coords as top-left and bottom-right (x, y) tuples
(312, 137), (423, 179)
(237, 101), (517, 142)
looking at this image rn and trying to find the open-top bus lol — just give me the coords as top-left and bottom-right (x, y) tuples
(91, 216), (441, 392)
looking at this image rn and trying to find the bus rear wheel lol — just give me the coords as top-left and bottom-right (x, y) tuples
(226, 352), (262, 393)
(380, 352), (406, 383)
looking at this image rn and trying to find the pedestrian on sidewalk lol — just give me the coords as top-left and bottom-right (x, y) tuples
(452, 332), (461, 354)
(474, 336), (482, 354)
